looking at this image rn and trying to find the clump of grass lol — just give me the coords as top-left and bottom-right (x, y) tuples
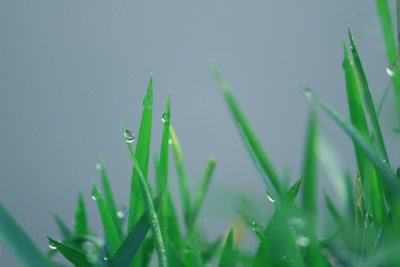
(2, 0), (400, 266)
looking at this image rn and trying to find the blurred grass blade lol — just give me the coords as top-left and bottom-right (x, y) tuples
(109, 194), (162, 267)
(188, 157), (217, 228)
(288, 176), (302, 203)
(91, 184), (122, 255)
(0, 203), (51, 267)
(74, 192), (89, 236)
(47, 237), (97, 267)
(128, 75), (153, 231)
(169, 126), (192, 225)
(218, 229), (235, 267)
(301, 110), (319, 219)
(97, 160), (123, 238)
(132, 152), (168, 267)
(323, 193), (345, 226)
(52, 213), (72, 240)
(300, 87), (399, 193)
(348, 29), (390, 164)
(211, 63), (283, 198)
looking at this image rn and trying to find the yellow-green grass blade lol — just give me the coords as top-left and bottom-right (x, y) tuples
(376, 0), (400, 124)
(211, 64), (283, 198)
(218, 229), (235, 267)
(188, 157), (216, 228)
(300, 87), (399, 194)
(47, 237), (98, 267)
(91, 184), (122, 255)
(128, 76), (153, 232)
(301, 110), (319, 220)
(74, 192), (89, 236)
(348, 29), (390, 164)
(52, 213), (72, 240)
(97, 160), (123, 238)
(132, 152), (168, 267)
(288, 176), (302, 203)
(109, 194), (161, 267)
(0, 203), (52, 267)
(169, 126), (192, 225)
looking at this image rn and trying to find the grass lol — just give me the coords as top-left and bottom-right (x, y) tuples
(1, 1), (400, 266)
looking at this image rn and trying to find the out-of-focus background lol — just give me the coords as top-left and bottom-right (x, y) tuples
(1, 0), (399, 265)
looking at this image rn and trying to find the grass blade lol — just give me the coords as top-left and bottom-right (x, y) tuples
(91, 184), (122, 255)
(288, 176), (302, 203)
(188, 157), (217, 228)
(158, 94), (171, 191)
(52, 213), (72, 240)
(0, 203), (51, 267)
(300, 87), (399, 193)
(218, 229), (235, 267)
(211, 63), (283, 198)
(128, 76), (154, 231)
(74, 192), (89, 236)
(97, 160), (123, 238)
(109, 194), (162, 267)
(169, 126), (192, 225)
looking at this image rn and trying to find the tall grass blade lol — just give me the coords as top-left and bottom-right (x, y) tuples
(74, 192), (89, 236)
(0, 203), (51, 267)
(169, 126), (192, 225)
(188, 157), (217, 228)
(52, 213), (72, 240)
(91, 184), (122, 255)
(211, 64), (283, 198)
(218, 229), (235, 267)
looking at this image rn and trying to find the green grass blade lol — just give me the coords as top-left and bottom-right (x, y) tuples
(52, 213), (72, 240)
(300, 87), (399, 193)
(47, 237), (97, 267)
(218, 229), (235, 267)
(91, 184), (122, 255)
(301, 110), (319, 219)
(348, 29), (390, 164)
(74, 192), (89, 236)
(158, 94), (171, 191)
(0, 203), (51, 267)
(132, 152), (168, 267)
(128, 76), (154, 231)
(211, 64), (283, 198)
(97, 160), (123, 238)
(288, 176), (302, 203)
(109, 194), (161, 267)
(169, 126), (192, 225)
(323, 193), (344, 226)
(188, 157), (217, 228)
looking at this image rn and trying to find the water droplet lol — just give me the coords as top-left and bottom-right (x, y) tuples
(48, 241), (57, 250)
(161, 112), (170, 124)
(117, 211), (124, 219)
(289, 217), (306, 231)
(266, 190), (275, 203)
(168, 138), (173, 145)
(386, 65), (397, 76)
(103, 256), (109, 261)
(123, 129), (135, 144)
(296, 236), (310, 247)
(302, 87), (314, 100)
(95, 163), (101, 171)
(364, 212), (374, 228)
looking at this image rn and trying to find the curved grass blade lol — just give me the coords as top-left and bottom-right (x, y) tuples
(288, 176), (302, 203)
(0, 203), (51, 267)
(128, 76), (154, 231)
(47, 237), (98, 267)
(91, 184), (122, 255)
(218, 229), (235, 267)
(300, 87), (399, 193)
(169, 126), (192, 225)
(211, 63), (283, 198)
(52, 213), (72, 240)
(97, 160), (123, 238)
(74, 192), (89, 236)
(108, 194), (162, 267)
(188, 157), (217, 228)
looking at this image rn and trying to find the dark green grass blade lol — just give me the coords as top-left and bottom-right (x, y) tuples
(376, 0), (400, 124)
(97, 160), (123, 238)
(128, 76), (153, 231)
(218, 229), (235, 267)
(132, 152), (168, 267)
(47, 237), (98, 267)
(300, 87), (399, 193)
(188, 157), (217, 228)
(288, 176), (302, 203)
(211, 64), (283, 198)
(141, 237), (155, 267)
(91, 184), (122, 255)
(0, 203), (51, 267)
(109, 194), (161, 267)
(348, 29), (390, 163)
(169, 126), (192, 225)
(301, 110), (319, 219)
(74, 192), (89, 236)
(52, 213), (72, 240)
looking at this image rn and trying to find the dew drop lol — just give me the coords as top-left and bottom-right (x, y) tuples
(296, 236), (310, 247)
(117, 211), (124, 219)
(266, 190), (276, 203)
(289, 217), (306, 231)
(168, 138), (173, 145)
(95, 163), (101, 171)
(386, 65), (397, 76)
(48, 242), (57, 250)
(161, 112), (170, 123)
(123, 129), (135, 144)
(364, 212), (374, 228)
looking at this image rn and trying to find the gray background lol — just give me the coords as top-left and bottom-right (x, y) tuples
(1, 0), (400, 266)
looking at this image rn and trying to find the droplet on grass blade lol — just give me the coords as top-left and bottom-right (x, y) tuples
(48, 241), (58, 250)
(116, 210), (124, 219)
(161, 112), (170, 123)
(386, 64), (398, 76)
(123, 129), (135, 143)
(265, 190), (276, 203)
(296, 236), (310, 247)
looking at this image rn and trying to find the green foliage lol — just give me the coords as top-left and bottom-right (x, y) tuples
(2, 3), (400, 267)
